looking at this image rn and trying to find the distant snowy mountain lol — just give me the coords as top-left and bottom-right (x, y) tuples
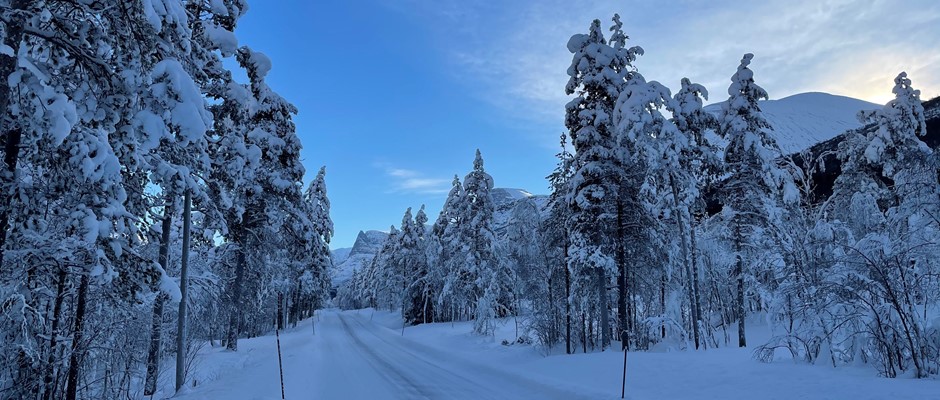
(704, 92), (880, 154)
(491, 188), (535, 221)
(490, 188), (534, 205)
(331, 230), (388, 286)
(491, 188), (549, 237)
(331, 247), (352, 265)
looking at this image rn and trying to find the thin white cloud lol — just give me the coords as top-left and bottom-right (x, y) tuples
(379, 164), (451, 195)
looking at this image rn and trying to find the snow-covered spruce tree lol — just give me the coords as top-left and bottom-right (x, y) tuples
(425, 205), (446, 320)
(824, 72), (939, 378)
(504, 197), (554, 344)
(716, 53), (796, 348)
(87, 1), (238, 396)
(668, 78), (721, 349)
(398, 207), (417, 318)
(615, 72), (696, 349)
(564, 15), (641, 351)
(273, 166), (333, 330)
(404, 205), (434, 324)
(355, 248), (378, 309)
(545, 133), (576, 352)
(298, 166), (334, 320)
(136, 56), (215, 397)
(371, 225), (402, 310)
(434, 175), (466, 321)
(208, 45), (306, 351)
(140, 2), (249, 393)
(459, 150), (505, 335)
(612, 75), (722, 350)
(0, 0), (29, 270)
(335, 268), (361, 310)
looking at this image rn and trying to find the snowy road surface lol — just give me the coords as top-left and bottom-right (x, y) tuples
(177, 310), (609, 399)
(175, 309), (938, 400)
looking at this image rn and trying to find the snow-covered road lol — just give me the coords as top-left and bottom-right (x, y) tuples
(177, 310), (608, 399)
(324, 312), (598, 399)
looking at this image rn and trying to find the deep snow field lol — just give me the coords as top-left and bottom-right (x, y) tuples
(160, 309), (936, 400)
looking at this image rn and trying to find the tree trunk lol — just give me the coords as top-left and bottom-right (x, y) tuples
(145, 200), (174, 395)
(144, 297), (165, 395)
(547, 275), (557, 346)
(289, 288), (300, 328)
(588, 309), (594, 350)
(627, 258), (636, 344)
(883, 261), (925, 378)
(616, 201), (627, 350)
(689, 214), (704, 349)
(661, 272), (666, 339)
(65, 274), (90, 400)
(227, 240), (248, 351)
(43, 269), (68, 400)
(0, 0), (29, 271)
(581, 311), (587, 353)
(175, 191), (192, 392)
(734, 225), (746, 348)
(277, 292), (285, 330)
(402, 256), (408, 323)
(671, 183), (700, 349)
(564, 238), (572, 355)
(596, 267), (609, 350)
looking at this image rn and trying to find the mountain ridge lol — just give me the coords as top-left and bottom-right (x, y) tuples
(704, 91), (880, 154)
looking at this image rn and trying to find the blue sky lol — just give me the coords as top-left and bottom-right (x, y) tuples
(233, 0), (940, 249)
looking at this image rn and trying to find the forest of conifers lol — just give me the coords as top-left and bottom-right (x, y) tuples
(0, 3), (938, 400)
(0, 1), (332, 398)
(338, 15), (940, 381)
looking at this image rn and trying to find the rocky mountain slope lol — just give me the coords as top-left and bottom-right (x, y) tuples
(330, 230), (388, 285)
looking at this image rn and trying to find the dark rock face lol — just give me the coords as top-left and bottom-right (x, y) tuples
(348, 230), (388, 258)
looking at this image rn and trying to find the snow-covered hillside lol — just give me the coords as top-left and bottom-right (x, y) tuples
(331, 230), (388, 285)
(492, 188), (536, 227)
(491, 187), (535, 205)
(331, 247), (352, 265)
(704, 92), (879, 154)
(489, 188), (550, 238)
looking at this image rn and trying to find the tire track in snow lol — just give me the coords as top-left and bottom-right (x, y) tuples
(337, 314), (436, 399)
(353, 317), (505, 399)
(346, 315), (496, 392)
(343, 312), (601, 400)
